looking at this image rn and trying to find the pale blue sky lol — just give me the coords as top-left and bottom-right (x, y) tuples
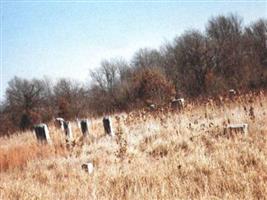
(1, 1), (266, 100)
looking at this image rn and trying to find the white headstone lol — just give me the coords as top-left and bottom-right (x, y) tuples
(55, 117), (65, 131)
(229, 89), (237, 98)
(63, 121), (74, 142)
(76, 118), (81, 129)
(171, 98), (185, 109)
(149, 104), (156, 110)
(81, 162), (94, 174)
(224, 123), (248, 136)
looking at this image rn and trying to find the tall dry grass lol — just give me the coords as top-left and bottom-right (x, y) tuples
(0, 93), (266, 199)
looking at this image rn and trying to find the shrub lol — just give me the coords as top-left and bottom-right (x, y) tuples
(131, 68), (175, 105)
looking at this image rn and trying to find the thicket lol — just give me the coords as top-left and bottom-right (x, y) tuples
(0, 14), (266, 136)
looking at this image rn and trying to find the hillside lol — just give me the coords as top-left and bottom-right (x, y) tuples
(0, 93), (267, 199)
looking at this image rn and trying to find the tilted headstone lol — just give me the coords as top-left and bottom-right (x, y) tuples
(229, 89), (237, 99)
(171, 98), (185, 109)
(34, 123), (52, 144)
(55, 117), (65, 131)
(79, 119), (89, 137)
(76, 118), (81, 129)
(63, 121), (74, 142)
(81, 162), (94, 174)
(224, 123), (248, 136)
(229, 89), (236, 95)
(149, 104), (156, 110)
(103, 116), (114, 136)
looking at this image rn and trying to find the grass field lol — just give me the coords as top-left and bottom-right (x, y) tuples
(0, 93), (266, 200)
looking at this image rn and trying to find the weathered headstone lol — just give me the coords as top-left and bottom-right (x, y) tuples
(34, 123), (52, 144)
(81, 162), (94, 174)
(103, 116), (114, 136)
(76, 118), (81, 129)
(79, 119), (89, 137)
(149, 104), (156, 110)
(171, 98), (185, 109)
(224, 123), (248, 136)
(55, 117), (64, 131)
(63, 121), (74, 142)
(229, 89), (237, 99)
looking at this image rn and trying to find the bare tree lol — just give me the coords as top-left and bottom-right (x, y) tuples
(90, 59), (121, 95)
(89, 58), (132, 114)
(132, 48), (163, 69)
(206, 14), (244, 88)
(5, 77), (48, 130)
(175, 30), (209, 96)
(54, 78), (88, 119)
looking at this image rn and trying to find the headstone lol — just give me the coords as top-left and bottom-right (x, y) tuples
(103, 116), (114, 136)
(55, 117), (64, 131)
(171, 98), (185, 109)
(81, 162), (94, 174)
(149, 104), (156, 110)
(63, 121), (74, 142)
(34, 123), (52, 144)
(80, 119), (89, 137)
(224, 123), (248, 136)
(76, 118), (81, 129)
(229, 89), (237, 99)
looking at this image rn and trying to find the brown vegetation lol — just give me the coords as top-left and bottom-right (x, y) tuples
(0, 93), (266, 199)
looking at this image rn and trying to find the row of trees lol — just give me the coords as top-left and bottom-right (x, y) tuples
(0, 14), (266, 136)
(0, 77), (88, 133)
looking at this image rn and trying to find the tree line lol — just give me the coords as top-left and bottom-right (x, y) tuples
(0, 14), (266, 136)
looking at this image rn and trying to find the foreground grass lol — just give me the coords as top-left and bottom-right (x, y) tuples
(0, 94), (266, 199)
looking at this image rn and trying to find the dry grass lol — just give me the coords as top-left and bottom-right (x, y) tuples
(0, 93), (267, 199)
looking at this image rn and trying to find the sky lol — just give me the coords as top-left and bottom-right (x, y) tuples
(0, 0), (266, 101)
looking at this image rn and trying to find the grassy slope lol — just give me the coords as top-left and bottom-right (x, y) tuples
(0, 94), (266, 200)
